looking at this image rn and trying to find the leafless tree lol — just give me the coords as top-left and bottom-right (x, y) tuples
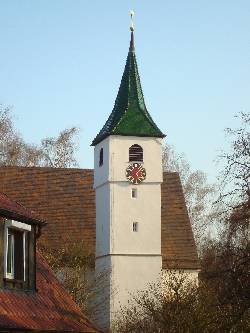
(114, 258), (249, 333)
(0, 105), (40, 166)
(0, 105), (79, 168)
(117, 114), (250, 333)
(113, 268), (249, 333)
(40, 127), (79, 168)
(200, 112), (250, 331)
(218, 112), (250, 209)
(162, 143), (216, 249)
(39, 241), (110, 323)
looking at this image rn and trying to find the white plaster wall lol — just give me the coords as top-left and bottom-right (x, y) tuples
(95, 184), (110, 257)
(94, 137), (110, 188)
(111, 182), (161, 254)
(95, 256), (112, 330)
(96, 182), (161, 257)
(110, 136), (163, 183)
(95, 255), (162, 329)
(95, 261), (199, 330)
(95, 135), (163, 257)
(94, 135), (163, 188)
(110, 255), (162, 324)
(182, 269), (199, 283)
(162, 269), (200, 286)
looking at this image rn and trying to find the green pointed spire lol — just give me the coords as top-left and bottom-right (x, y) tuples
(91, 31), (165, 146)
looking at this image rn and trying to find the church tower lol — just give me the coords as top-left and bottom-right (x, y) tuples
(92, 15), (165, 330)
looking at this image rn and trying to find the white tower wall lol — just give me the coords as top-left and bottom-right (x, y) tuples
(94, 135), (163, 330)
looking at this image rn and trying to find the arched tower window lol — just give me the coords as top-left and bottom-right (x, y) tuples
(129, 144), (143, 162)
(99, 148), (103, 167)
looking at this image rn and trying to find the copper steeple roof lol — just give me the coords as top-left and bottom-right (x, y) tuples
(91, 31), (165, 146)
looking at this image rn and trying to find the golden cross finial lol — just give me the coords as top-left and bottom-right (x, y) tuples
(130, 10), (135, 31)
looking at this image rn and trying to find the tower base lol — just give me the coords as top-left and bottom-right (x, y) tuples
(95, 254), (162, 331)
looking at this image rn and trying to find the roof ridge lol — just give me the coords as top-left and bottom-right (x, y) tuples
(0, 192), (46, 225)
(0, 166), (94, 172)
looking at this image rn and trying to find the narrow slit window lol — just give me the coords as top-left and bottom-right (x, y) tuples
(132, 222), (138, 232)
(129, 144), (143, 162)
(99, 148), (103, 167)
(131, 188), (137, 198)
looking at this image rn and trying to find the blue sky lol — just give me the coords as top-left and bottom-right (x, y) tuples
(0, 1), (249, 182)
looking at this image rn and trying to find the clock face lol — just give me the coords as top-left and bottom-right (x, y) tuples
(126, 163), (146, 185)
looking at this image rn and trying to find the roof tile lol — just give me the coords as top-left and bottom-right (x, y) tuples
(0, 252), (100, 332)
(0, 192), (45, 225)
(0, 166), (199, 270)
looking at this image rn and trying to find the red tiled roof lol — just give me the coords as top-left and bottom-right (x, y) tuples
(0, 166), (200, 270)
(0, 252), (100, 332)
(161, 173), (200, 270)
(0, 167), (95, 250)
(0, 192), (45, 225)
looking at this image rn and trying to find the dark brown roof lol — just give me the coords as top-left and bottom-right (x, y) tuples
(0, 166), (199, 270)
(0, 192), (45, 226)
(0, 167), (95, 251)
(161, 173), (200, 270)
(0, 252), (100, 332)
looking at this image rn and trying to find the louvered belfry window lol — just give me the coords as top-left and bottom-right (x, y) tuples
(129, 144), (143, 162)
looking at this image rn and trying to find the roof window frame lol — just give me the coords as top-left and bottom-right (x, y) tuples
(4, 220), (31, 282)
